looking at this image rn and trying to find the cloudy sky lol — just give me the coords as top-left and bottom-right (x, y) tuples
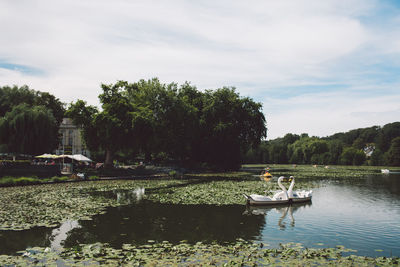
(1, 0), (400, 139)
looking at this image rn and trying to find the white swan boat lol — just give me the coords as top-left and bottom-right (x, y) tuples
(244, 176), (312, 205)
(287, 176), (312, 203)
(381, 169), (390, 174)
(244, 176), (290, 205)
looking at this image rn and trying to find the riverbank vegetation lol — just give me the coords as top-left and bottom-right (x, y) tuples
(244, 122), (400, 167)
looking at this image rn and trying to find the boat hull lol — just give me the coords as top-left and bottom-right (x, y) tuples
(290, 196), (312, 203)
(244, 194), (290, 206)
(244, 194), (312, 205)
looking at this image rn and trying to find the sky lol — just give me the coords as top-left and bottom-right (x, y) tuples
(1, 0), (400, 139)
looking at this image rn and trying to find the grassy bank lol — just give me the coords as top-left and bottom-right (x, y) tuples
(0, 175), (72, 186)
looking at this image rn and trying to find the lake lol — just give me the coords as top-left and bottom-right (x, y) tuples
(1, 173), (399, 258)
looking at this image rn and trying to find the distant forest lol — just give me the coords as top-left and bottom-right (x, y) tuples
(243, 122), (400, 166)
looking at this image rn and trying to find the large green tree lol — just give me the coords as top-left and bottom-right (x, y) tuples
(339, 147), (366, 165)
(69, 79), (266, 169)
(0, 104), (59, 155)
(0, 85), (64, 123)
(126, 79), (267, 169)
(0, 85), (64, 155)
(197, 87), (266, 169)
(67, 81), (142, 167)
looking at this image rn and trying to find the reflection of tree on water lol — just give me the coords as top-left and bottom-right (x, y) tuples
(0, 227), (53, 255)
(243, 202), (312, 230)
(116, 188), (145, 204)
(62, 202), (266, 248)
(0, 220), (83, 255)
(365, 174), (400, 196)
(90, 188), (145, 205)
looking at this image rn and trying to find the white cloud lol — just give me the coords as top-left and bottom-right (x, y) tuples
(0, 0), (399, 137)
(264, 91), (400, 139)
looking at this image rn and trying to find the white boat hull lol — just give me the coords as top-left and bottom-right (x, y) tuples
(244, 194), (312, 205)
(243, 194), (290, 205)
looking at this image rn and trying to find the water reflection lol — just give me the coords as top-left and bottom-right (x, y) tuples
(50, 220), (80, 251)
(116, 188), (145, 204)
(91, 187), (146, 205)
(62, 202), (265, 248)
(243, 202), (312, 230)
(0, 227), (52, 255)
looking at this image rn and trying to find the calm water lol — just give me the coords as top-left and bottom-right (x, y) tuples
(1, 174), (400, 257)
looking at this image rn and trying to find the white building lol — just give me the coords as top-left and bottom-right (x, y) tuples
(54, 118), (90, 156)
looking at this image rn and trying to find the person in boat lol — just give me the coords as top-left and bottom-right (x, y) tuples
(261, 167), (272, 182)
(261, 167), (270, 174)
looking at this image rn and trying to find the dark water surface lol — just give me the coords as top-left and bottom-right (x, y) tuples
(1, 174), (400, 257)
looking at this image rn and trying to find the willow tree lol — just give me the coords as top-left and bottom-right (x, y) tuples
(0, 85), (64, 124)
(0, 104), (59, 155)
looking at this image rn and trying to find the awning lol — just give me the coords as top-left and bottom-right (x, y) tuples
(35, 154), (59, 159)
(56, 154), (92, 162)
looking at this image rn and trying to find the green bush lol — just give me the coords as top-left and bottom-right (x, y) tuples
(13, 177), (37, 185)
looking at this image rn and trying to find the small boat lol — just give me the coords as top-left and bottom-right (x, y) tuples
(261, 171), (272, 178)
(260, 171), (273, 182)
(244, 176), (312, 205)
(287, 176), (312, 203)
(381, 169), (390, 174)
(244, 176), (290, 205)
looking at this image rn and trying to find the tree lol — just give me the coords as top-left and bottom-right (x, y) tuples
(385, 137), (400, 166)
(69, 79), (266, 170)
(376, 122), (400, 152)
(0, 85), (64, 123)
(127, 81), (266, 169)
(67, 82), (140, 167)
(65, 100), (103, 161)
(339, 147), (357, 165)
(353, 150), (366, 165)
(0, 104), (59, 155)
(0, 85), (64, 156)
(199, 87), (266, 169)
(328, 140), (344, 164)
(339, 147), (365, 165)
(370, 148), (384, 166)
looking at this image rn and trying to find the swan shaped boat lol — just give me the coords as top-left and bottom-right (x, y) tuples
(287, 176), (312, 203)
(244, 177), (290, 205)
(244, 176), (312, 205)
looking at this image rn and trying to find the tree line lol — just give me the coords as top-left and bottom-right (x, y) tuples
(0, 80), (267, 170)
(244, 123), (400, 166)
(2, 82), (399, 167)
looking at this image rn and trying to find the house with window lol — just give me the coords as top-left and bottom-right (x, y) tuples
(54, 118), (90, 156)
